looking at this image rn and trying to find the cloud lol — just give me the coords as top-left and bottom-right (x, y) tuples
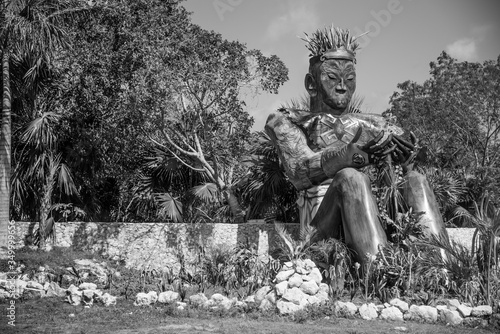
(446, 38), (477, 61)
(265, 2), (319, 41)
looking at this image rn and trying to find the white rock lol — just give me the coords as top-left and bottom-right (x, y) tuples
(259, 298), (274, 311)
(316, 290), (329, 303)
(408, 305), (438, 323)
(301, 274), (311, 281)
(295, 266), (307, 275)
(334, 301), (358, 317)
(304, 259), (316, 271)
(67, 284), (79, 294)
(45, 282), (66, 298)
(447, 299), (461, 310)
(82, 289), (95, 306)
(134, 292), (153, 306)
(471, 305), (492, 317)
(234, 300), (247, 309)
(319, 283), (329, 294)
(27, 281), (44, 290)
(436, 305), (447, 311)
(380, 306), (404, 321)
(276, 300), (302, 315)
(307, 267), (323, 285)
(219, 297), (234, 310)
(265, 290), (277, 304)
(275, 269), (295, 283)
(282, 261), (294, 270)
(243, 295), (255, 304)
(78, 282), (97, 291)
(254, 286), (272, 305)
(441, 309), (463, 326)
(98, 293), (117, 306)
(306, 295), (320, 305)
(67, 289), (82, 306)
(189, 293), (208, 307)
(147, 291), (158, 303)
(275, 281), (288, 296)
(158, 291), (179, 304)
(288, 273), (303, 288)
(13, 279), (27, 297)
(300, 280), (319, 295)
(359, 303), (378, 320)
(389, 298), (409, 312)
(282, 287), (308, 306)
(210, 293), (227, 303)
(456, 303), (472, 317)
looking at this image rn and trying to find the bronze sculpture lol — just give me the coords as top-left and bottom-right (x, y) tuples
(265, 26), (448, 262)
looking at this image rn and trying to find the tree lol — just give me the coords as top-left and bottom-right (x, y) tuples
(144, 25), (288, 223)
(53, 0), (195, 221)
(384, 52), (500, 206)
(0, 0), (91, 251)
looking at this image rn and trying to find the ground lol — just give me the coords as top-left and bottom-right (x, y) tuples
(0, 297), (496, 334)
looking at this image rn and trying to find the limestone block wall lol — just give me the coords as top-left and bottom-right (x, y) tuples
(12, 221), (476, 272)
(13, 221), (300, 272)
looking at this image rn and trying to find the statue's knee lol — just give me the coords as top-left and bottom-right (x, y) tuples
(406, 171), (428, 187)
(333, 168), (370, 188)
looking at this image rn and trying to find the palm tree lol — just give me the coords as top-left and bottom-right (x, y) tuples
(239, 131), (298, 223)
(0, 0), (90, 252)
(12, 109), (81, 248)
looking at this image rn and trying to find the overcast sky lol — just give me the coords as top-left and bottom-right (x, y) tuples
(183, 0), (500, 131)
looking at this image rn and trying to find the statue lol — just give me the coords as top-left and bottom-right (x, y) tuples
(265, 26), (449, 263)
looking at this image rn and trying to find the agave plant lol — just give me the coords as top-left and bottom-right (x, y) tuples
(274, 222), (317, 261)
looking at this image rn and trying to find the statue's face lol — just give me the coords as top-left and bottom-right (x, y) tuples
(306, 59), (356, 115)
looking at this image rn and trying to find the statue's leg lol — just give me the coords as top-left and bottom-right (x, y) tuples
(402, 171), (449, 242)
(310, 168), (387, 262)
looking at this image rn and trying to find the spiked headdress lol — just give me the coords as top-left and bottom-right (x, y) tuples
(302, 25), (363, 65)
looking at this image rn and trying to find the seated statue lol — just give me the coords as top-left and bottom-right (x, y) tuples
(265, 26), (449, 263)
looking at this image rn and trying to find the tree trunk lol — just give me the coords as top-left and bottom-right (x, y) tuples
(0, 48), (11, 252)
(224, 187), (244, 223)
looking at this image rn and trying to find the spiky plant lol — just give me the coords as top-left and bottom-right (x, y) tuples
(274, 222), (317, 261)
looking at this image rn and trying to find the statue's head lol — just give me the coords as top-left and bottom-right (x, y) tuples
(302, 27), (360, 116)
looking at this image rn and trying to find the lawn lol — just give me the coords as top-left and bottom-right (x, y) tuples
(0, 297), (496, 334)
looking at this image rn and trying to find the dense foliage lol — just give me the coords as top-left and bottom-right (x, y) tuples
(384, 52), (500, 219)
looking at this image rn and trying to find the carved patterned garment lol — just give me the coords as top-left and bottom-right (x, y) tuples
(300, 112), (405, 152)
(280, 109), (404, 228)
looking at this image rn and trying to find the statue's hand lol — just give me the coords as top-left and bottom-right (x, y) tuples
(392, 132), (421, 172)
(348, 127), (396, 167)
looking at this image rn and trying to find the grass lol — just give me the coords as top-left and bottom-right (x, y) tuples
(0, 296), (497, 334)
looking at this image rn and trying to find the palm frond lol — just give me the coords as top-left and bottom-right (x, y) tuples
(191, 183), (219, 203)
(155, 192), (183, 223)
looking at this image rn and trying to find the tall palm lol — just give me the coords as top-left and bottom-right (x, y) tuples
(12, 110), (79, 249)
(0, 0), (90, 251)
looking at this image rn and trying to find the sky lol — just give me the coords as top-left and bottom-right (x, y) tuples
(182, 0), (500, 131)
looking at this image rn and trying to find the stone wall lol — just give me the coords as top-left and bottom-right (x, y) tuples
(12, 221), (476, 272)
(13, 221), (300, 272)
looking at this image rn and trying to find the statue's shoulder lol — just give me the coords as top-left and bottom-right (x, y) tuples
(266, 108), (313, 130)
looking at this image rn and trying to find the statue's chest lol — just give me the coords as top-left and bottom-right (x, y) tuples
(306, 115), (360, 151)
